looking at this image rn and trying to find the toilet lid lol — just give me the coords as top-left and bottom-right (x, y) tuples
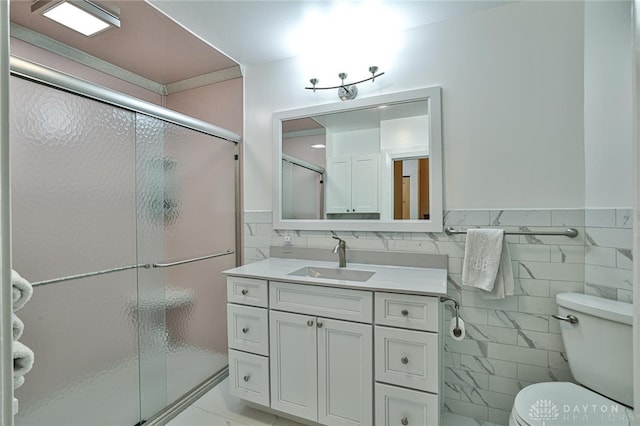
(513, 382), (633, 426)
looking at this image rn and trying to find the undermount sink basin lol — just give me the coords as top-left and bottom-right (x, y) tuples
(288, 266), (375, 282)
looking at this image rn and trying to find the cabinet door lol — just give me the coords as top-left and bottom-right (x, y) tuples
(375, 383), (439, 426)
(227, 304), (269, 355)
(318, 318), (373, 426)
(351, 154), (379, 213)
(326, 157), (352, 213)
(269, 310), (318, 422)
(375, 326), (439, 393)
(228, 349), (270, 406)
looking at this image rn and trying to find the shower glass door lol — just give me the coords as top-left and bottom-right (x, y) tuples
(10, 76), (141, 425)
(10, 73), (236, 425)
(136, 116), (235, 420)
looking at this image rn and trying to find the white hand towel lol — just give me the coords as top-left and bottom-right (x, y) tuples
(462, 229), (515, 299)
(483, 236), (515, 300)
(13, 341), (34, 378)
(12, 270), (33, 312)
(13, 375), (25, 390)
(12, 313), (24, 341)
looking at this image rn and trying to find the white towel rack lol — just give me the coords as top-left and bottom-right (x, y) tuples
(444, 227), (579, 238)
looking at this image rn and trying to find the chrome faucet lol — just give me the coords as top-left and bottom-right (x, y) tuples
(332, 236), (347, 267)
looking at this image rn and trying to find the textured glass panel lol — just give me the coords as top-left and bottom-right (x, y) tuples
(161, 121), (235, 405)
(135, 114), (169, 420)
(11, 78), (137, 280)
(136, 116), (236, 415)
(10, 77), (140, 425)
(12, 274), (140, 426)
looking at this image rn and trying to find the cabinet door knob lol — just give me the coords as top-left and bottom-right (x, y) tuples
(243, 375), (250, 382)
(401, 356), (409, 365)
(401, 417), (409, 426)
(401, 308), (409, 316)
(307, 320), (314, 327)
(242, 327), (249, 334)
(346, 209), (350, 212)
(241, 289), (248, 296)
(317, 321), (323, 328)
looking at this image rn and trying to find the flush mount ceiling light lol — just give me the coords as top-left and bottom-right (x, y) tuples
(306, 66), (384, 101)
(31, 0), (121, 37)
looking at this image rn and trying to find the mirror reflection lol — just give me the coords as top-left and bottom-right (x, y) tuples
(281, 99), (429, 221)
(393, 158), (430, 220)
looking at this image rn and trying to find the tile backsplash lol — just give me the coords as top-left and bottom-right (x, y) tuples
(584, 209), (633, 303)
(243, 208), (632, 425)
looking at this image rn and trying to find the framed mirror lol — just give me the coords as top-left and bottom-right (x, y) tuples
(273, 87), (442, 232)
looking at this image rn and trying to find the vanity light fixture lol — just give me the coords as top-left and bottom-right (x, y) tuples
(31, 0), (121, 37)
(306, 66), (384, 101)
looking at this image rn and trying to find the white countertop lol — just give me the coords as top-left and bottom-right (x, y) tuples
(223, 257), (447, 296)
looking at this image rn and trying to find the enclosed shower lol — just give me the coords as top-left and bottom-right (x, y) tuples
(8, 58), (239, 425)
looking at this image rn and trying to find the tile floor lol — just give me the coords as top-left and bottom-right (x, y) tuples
(167, 377), (503, 426)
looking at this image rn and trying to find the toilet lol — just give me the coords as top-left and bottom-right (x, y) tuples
(509, 292), (634, 426)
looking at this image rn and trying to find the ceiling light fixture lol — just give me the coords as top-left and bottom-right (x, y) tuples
(31, 0), (121, 37)
(306, 66), (384, 101)
(310, 144), (326, 149)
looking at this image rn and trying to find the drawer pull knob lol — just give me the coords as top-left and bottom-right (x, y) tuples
(401, 309), (409, 316)
(401, 356), (409, 365)
(241, 289), (248, 296)
(317, 321), (323, 328)
(401, 417), (409, 426)
(243, 375), (250, 382)
(242, 327), (249, 334)
(307, 320), (314, 327)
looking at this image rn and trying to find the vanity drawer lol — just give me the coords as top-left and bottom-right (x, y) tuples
(227, 304), (269, 356)
(270, 281), (373, 323)
(227, 276), (268, 307)
(375, 293), (439, 332)
(228, 349), (270, 406)
(375, 383), (439, 426)
(375, 326), (439, 393)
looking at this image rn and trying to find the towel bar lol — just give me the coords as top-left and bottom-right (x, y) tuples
(444, 227), (579, 238)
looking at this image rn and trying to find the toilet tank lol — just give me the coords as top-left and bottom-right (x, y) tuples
(556, 292), (633, 407)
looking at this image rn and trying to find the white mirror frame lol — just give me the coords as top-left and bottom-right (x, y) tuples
(273, 86), (443, 232)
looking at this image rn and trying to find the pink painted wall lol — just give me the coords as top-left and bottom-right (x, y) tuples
(165, 78), (243, 136)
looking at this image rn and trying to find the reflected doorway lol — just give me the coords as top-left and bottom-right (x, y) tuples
(393, 158), (430, 220)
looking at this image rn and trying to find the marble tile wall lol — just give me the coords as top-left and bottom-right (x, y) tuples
(584, 209), (633, 303)
(242, 208), (629, 425)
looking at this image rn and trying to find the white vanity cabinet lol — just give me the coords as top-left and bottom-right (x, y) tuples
(226, 276), (270, 406)
(270, 310), (373, 425)
(373, 292), (442, 426)
(269, 281), (373, 425)
(225, 262), (445, 426)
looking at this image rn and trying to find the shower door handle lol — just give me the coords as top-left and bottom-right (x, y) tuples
(152, 250), (235, 268)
